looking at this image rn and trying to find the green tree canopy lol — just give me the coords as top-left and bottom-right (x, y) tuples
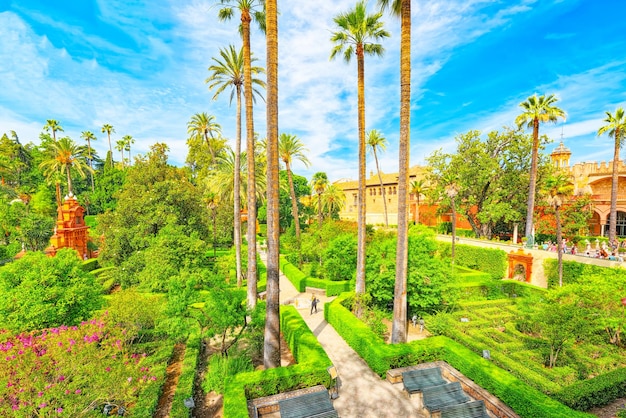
(0, 248), (103, 333)
(427, 128), (551, 239)
(97, 144), (209, 268)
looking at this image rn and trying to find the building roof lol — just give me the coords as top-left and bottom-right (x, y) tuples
(335, 165), (427, 190)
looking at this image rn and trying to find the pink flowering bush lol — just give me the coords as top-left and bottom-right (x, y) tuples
(0, 314), (162, 416)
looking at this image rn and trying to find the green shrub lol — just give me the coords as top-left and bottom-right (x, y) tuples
(439, 242), (507, 280)
(280, 256), (307, 292)
(204, 353), (254, 394)
(544, 259), (620, 288)
(554, 367), (626, 411)
(81, 258), (99, 272)
(322, 234), (357, 281)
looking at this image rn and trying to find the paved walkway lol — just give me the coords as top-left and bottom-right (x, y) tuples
(260, 251), (426, 418)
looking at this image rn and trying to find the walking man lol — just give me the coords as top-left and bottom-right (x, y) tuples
(310, 294), (318, 315)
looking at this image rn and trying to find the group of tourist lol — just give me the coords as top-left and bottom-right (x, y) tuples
(541, 238), (625, 261)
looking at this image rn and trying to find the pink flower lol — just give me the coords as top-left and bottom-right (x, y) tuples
(127, 377), (132, 383)
(58, 375), (65, 381)
(39, 402), (47, 408)
(105, 367), (111, 372)
(56, 407), (63, 413)
(75, 389), (81, 394)
(38, 391), (44, 397)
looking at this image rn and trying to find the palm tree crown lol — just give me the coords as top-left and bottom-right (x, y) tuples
(187, 113), (222, 164)
(39, 136), (91, 196)
(206, 44), (266, 104)
(330, 1), (389, 63)
(43, 119), (64, 141)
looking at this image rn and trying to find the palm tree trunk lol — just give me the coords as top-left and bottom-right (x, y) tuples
(88, 140), (95, 192)
(107, 134), (113, 162)
(355, 45), (367, 304)
(66, 165), (73, 196)
(204, 132), (216, 163)
(392, 0), (411, 344)
(525, 118), (540, 246)
(263, 0), (281, 370)
(317, 193), (323, 226)
(286, 162), (301, 240)
(610, 132), (620, 242)
(242, 10), (257, 310)
(556, 205), (563, 287)
(234, 86), (243, 286)
(373, 148), (388, 228)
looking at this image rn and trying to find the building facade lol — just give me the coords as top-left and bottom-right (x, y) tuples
(336, 145), (626, 238)
(551, 142), (626, 237)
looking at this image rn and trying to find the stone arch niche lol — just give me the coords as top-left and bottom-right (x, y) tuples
(507, 249), (533, 282)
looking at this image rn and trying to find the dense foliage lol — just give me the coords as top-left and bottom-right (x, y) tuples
(0, 249), (103, 333)
(427, 128), (551, 239)
(367, 225), (457, 315)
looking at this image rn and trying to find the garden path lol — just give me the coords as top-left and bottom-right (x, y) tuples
(261, 251), (427, 418)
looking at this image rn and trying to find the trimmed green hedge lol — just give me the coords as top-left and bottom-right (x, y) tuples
(325, 292), (593, 418)
(279, 256), (351, 296)
(554, 367), (626, 411)
(222, 305), (333, 417)
(170, 333), (201, 417)
(280, 256), (307, 292)
(543, 259), (619, 288)
(81, 258), (99, 272)
(439, 242), (507, 280)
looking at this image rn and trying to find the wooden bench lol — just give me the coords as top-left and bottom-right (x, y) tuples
(402, 367), (447, 395)
(441, 400), (489, 418)
(422, 381), (470, 413)
(278, 390), (338, 418)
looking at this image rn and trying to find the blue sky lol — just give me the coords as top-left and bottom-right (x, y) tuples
(1, 0), (625, 182)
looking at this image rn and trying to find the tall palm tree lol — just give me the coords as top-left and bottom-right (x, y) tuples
(322, 183), (346, 218)
(331, 0), (389, 302)
(80, 130), (97, 191)
(123, 135), (135, 166)
(366, 129), (389, 227)
(379, 0), (411, 343)
(206, 45), (266, 292)
(39, 137), (92, 196)
(217, 0), (265, 309)
(43, 119), (64, 141)
(515, 94), (566, 247)
(543, 173), (573, 287)
(410, 179), (427, 224)
(279, 133), (310, 241)
(597, 107), (626, 243)
(187, 113), (222, 164)
(311, 172), (329, 226)
(101, 124), (115, 164)
(264, 0), (280, 369)
(115, 139), (126, 169)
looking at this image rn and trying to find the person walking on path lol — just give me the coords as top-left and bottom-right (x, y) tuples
(310, 294), (318, 315)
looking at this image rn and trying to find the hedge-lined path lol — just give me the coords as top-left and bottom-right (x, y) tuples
(154, 343), (185, 418)
(261, 251), (426, 418)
